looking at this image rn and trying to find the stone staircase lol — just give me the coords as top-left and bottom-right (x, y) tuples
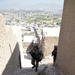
(14, 54), (68, 75)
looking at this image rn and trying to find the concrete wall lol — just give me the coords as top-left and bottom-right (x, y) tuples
(56, 0), (75, 75)
(0, 14), (20, 75)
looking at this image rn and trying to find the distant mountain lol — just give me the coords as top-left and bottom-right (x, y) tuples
(31, 3), (63, 12)
(0, 3), (63, 12)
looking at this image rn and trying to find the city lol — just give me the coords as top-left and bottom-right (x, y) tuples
(0, 9), (61, 42)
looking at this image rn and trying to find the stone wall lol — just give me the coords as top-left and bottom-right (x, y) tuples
(56, 0), (75, 75)
(43, 37), (59, 56)
(0, 14), (20, 75)
(22, 37), (59, 57)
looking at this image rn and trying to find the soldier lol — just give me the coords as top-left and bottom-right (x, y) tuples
(29, 44), (43, 72)
(52, 45), (58, 65)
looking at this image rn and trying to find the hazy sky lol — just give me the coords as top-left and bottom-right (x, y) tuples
(0, 0), (64, 10)
(0, 0), (64, 5)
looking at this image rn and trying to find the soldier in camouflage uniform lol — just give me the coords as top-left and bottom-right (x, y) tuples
(29, 44), (43, 72)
